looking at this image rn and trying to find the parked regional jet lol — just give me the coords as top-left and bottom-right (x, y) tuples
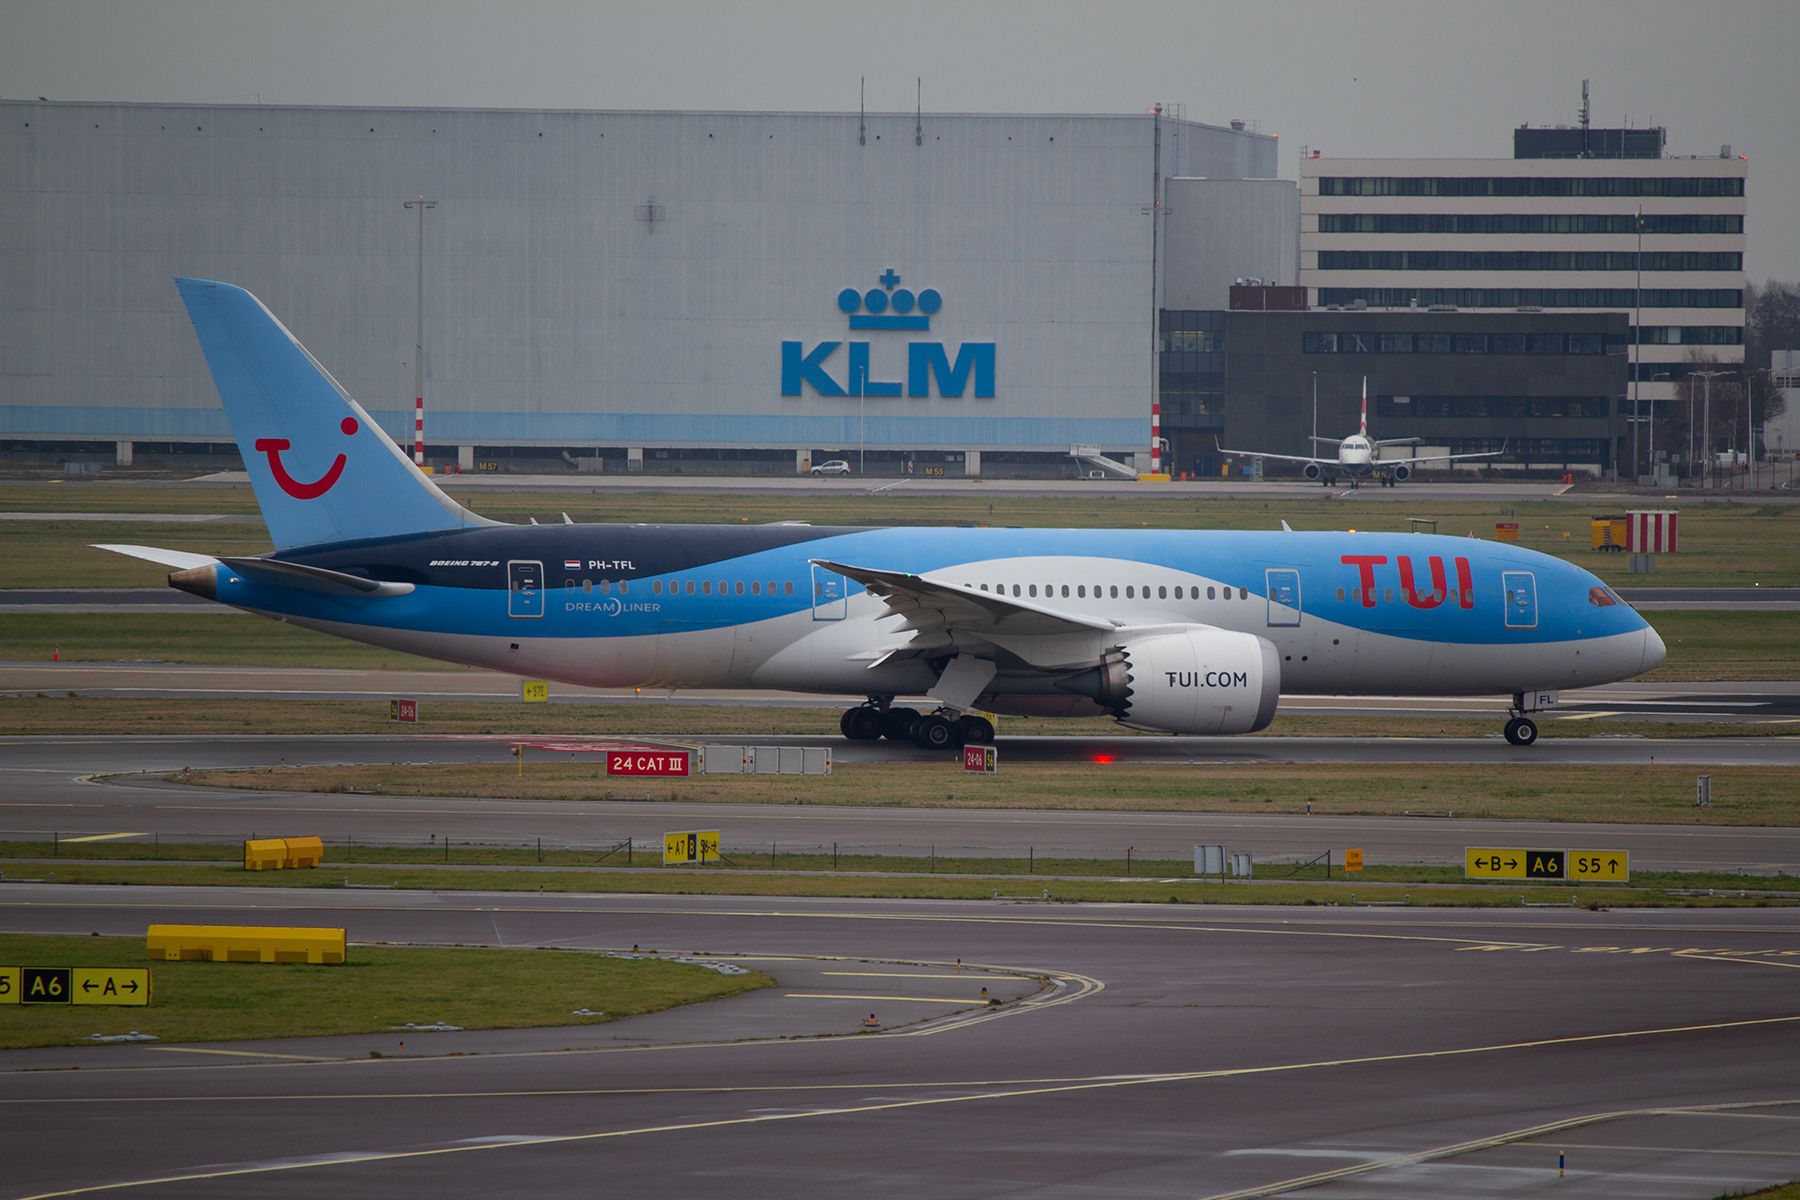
(98, 280), (1664, 750)
(1217, 379), (1500, 488)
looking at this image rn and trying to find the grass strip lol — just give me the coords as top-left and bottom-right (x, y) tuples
(173, 759), (1800, 826)
(0, 933), (770, 1050)
(0, 860), (1784, 910)
(5, 840), (1794, 894)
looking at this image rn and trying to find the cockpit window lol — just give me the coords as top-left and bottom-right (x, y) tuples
(1588, 587), (1618, 607)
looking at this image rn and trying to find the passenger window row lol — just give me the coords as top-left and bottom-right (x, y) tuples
(563, 578), (800, 597)
(1336, 586), (1460, 604)
(976, 582), (1250, 601)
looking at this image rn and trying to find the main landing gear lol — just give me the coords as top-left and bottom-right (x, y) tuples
(840, 698), (993, 752)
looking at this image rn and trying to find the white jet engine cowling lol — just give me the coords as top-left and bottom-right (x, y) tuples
(1391, 463), (1412, 482)
(1090, 628), (1280, 735)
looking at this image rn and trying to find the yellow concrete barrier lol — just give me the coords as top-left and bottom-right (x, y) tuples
(147, 925), (346, 965)
(282, 837), (324, 869)
(243, 836), (324, 870)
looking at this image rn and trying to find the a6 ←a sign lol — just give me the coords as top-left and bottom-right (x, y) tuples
(1, 967), (152, 1006)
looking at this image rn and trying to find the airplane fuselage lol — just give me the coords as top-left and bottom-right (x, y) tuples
(186, 524), (1661, 704)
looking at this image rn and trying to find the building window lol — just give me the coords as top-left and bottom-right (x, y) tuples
(1491, 333), (1526, 354)
(1318, 287), (1742, 310)
(1318, 175), (1744, 199)
(1529, 333), (1564, 355)
(1318, 211), (1743, 235)
(1454, 333), (1488, 354)
(1317, 250), (1742, 273)
(1379, 332), (1414, 353)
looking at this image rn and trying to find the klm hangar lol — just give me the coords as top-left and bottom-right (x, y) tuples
(0, 101), (1292, 477)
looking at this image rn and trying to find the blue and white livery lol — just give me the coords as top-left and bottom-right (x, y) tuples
(99, 280), (1666, 750)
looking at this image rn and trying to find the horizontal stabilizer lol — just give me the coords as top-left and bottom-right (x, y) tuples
(218, 557), (415, 598)
(91, 544), (221, 571)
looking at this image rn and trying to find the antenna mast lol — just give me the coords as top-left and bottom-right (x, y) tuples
(859, 77), (866, 146)
(915, 77), (922, 146)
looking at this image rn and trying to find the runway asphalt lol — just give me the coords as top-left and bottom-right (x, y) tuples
(1, 887), (1795, 1199)
(3, 734), (1797, 873)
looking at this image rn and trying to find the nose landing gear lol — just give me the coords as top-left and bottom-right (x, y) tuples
(1503, 717), (1539, 746)
(1503, 690), (1552, 747)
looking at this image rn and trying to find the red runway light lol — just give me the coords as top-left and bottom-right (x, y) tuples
(1093, 755), (1114, 764)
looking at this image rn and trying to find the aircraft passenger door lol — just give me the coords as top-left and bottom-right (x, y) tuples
(1265, 568), (1301, 626)
(507, 560), (544, 618)
(810, 563), (846, 621)
(1501, 571), (1537, 629)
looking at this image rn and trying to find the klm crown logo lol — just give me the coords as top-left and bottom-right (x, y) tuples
(838, 268), (942, 331)
(782, 268), (993, 399)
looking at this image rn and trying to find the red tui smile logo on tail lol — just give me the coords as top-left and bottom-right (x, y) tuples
(254, 417), (358, 499)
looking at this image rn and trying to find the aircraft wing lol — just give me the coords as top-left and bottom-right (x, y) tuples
(1387, 444), (1507, 467)
(811, 559), (1115, 638)
(1212, 443), (1336, 467)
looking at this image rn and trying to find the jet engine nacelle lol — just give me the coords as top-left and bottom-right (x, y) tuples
(1302, 462), (1322, 481)
(1083, 627), (1280, 735)
(1391, 463), (1412, 482)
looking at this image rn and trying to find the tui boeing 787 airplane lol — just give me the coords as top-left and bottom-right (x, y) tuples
(98, 280), (1665, 751)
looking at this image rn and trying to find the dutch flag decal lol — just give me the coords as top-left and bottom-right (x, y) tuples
(564, 559), (581, 571)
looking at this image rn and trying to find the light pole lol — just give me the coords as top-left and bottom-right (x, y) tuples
(1649, 372), (1669, 478)
(403, 197), (437, 467)
(1631, 206), (1643, 480)
(1691, 370), (1725, 487)
(1743, 367), (1757, 491)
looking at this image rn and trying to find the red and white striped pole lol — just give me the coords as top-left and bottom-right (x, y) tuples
(414, 394), (424, 466)
(1150, 401), (1161, 474)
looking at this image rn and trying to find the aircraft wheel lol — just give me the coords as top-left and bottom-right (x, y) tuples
(841, 707), (884, 741)
(1503, 717), (1539, 747)
(910, 714), (962, 750)
(882, 706), (921, 741)
(959, 715), (995, 744)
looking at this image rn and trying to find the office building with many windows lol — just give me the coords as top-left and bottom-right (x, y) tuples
(1160, 307), (1628, 479)
(1299, 141), (1744, 476)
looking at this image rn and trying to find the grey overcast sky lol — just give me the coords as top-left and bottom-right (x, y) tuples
(5, 0), (1797, 281)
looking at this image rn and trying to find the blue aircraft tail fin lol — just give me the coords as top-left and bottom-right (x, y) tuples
(174, 278), (500, 549)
